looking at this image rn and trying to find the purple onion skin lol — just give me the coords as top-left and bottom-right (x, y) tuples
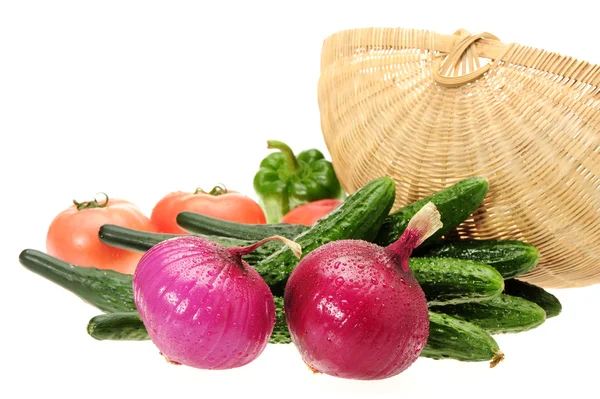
(284, 239), (429, 380)
(133, 236), (275, 370)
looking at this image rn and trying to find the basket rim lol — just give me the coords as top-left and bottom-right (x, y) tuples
(321, 27), (600, 87)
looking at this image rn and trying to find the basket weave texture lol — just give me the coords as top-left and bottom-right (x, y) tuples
(318, 28), (600, 288)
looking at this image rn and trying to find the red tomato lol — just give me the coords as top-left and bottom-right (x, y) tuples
(151, 186), (267, 234)
(46, 194), (156, 274)
(281, 199), (343, 226)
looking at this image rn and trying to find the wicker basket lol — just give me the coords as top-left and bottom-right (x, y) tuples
(318, 28), (600, 289)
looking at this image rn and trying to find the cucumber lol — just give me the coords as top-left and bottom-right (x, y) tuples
(271, 296), (292, 344)
(503, 279), (562, 318)
(410, 258), (504, 306)
(423, 312), (504, 367)
(88, 313), (148, 341)
(87, 308), (505, 366)
(431, 294), (547, 334)
(98, 224), (276, 266)
(19, 249), (136, 313)
(87, 297), (293, 344)
(255, 176), (397, 296)
(176, 212), (308, 240)
(417, 239), (539, 279)
(374, 177), (489, 248)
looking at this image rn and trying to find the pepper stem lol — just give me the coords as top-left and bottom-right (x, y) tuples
(386, 202), (443, 272)
(267, 140), (298, 173)
(228, 235), (302, 260)
(73, 192), (110, 211)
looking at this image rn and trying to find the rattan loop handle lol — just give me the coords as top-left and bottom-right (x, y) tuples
(432, 32), (501, 88)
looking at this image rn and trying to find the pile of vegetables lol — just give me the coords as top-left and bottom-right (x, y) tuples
(20, 140), (563, 381)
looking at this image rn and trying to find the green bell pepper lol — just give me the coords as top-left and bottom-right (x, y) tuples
(253, 140), (344, 223)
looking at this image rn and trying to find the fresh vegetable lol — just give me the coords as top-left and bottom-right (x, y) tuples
(23, 247), (506, 366)
(88, 312), (148, 341)
(284, 202), (442, 380)
(431, 294), (547, 334)
(46, 193), (155, 274)
(132, 235), (301, 370)
(374, 177), (489, 248)
(280, 199), (343, 226)
(86, 310), (505, 366)
(417, 239), (539, 279)
(423, 312), (504, 367)
(87, 296), (293, 344)
(503, 279), (562, 318)
(177, 211), (307, 240)
(150, 185), (266, 234)
(253, 140), (344, 223)
(410, 258), (504, 306)
(178, 177), (487, 244)
(19, 249), (137, 313)
(255, 176), (397, 296)
(98, 224), (277, 266)
(100, 225), (504, 308)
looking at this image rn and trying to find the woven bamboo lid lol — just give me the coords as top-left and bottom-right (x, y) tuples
(318, 28), (600, 288)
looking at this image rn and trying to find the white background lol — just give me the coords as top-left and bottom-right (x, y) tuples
(2, 1), (599, 398)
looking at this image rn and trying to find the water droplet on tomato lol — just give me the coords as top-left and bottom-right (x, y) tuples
(341, 299), (348, 306)
(335, 277), (345, 286)
(205, 306), (212, 313)
(371, 277), (378, 285)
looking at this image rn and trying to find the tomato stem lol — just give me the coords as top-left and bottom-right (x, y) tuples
(73, 192), (109, 211)
(194, 184), (228, 196)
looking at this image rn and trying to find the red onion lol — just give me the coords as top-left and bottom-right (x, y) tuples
(284, 202), (442, 380)
(133, 234), (301, 370)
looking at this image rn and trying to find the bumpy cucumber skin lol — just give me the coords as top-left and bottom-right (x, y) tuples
(422, 312), (503, 364)
(503, 279), (562, 318)
(256, 177), (396, 296)
(87, 297), (293, 344)
(374, 177), (489, 248)
(19, 249), (136, 313)
(176, 211), (308, 241)
(431, 294), (547, 334)
(88, 313), (149, 341)
(271, 296), (292, 344)
(410, 258), (504, 306)
(98, 224), (275, 266)
(418, 239), (539, 279)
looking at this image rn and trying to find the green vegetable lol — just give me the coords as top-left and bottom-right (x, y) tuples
(410, 258), (504, 306)
(175, 211), (307, 240)
(18, 249), (136, 313)
(87, 296), (292, 345)
(98, 224), (276, 266)
(423, 312), (504, 367)
(26, 243), (503, 365)
(375, 177), (489, 248)
(417, 239), (539, 279)
(88, 313), (148, 341)
(256, 176), (396, 296)
(87, 310), (505, 366)
(503, 279), (562, 318)
(253, 140), (344, 223)
(431, 294), (547, 334)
